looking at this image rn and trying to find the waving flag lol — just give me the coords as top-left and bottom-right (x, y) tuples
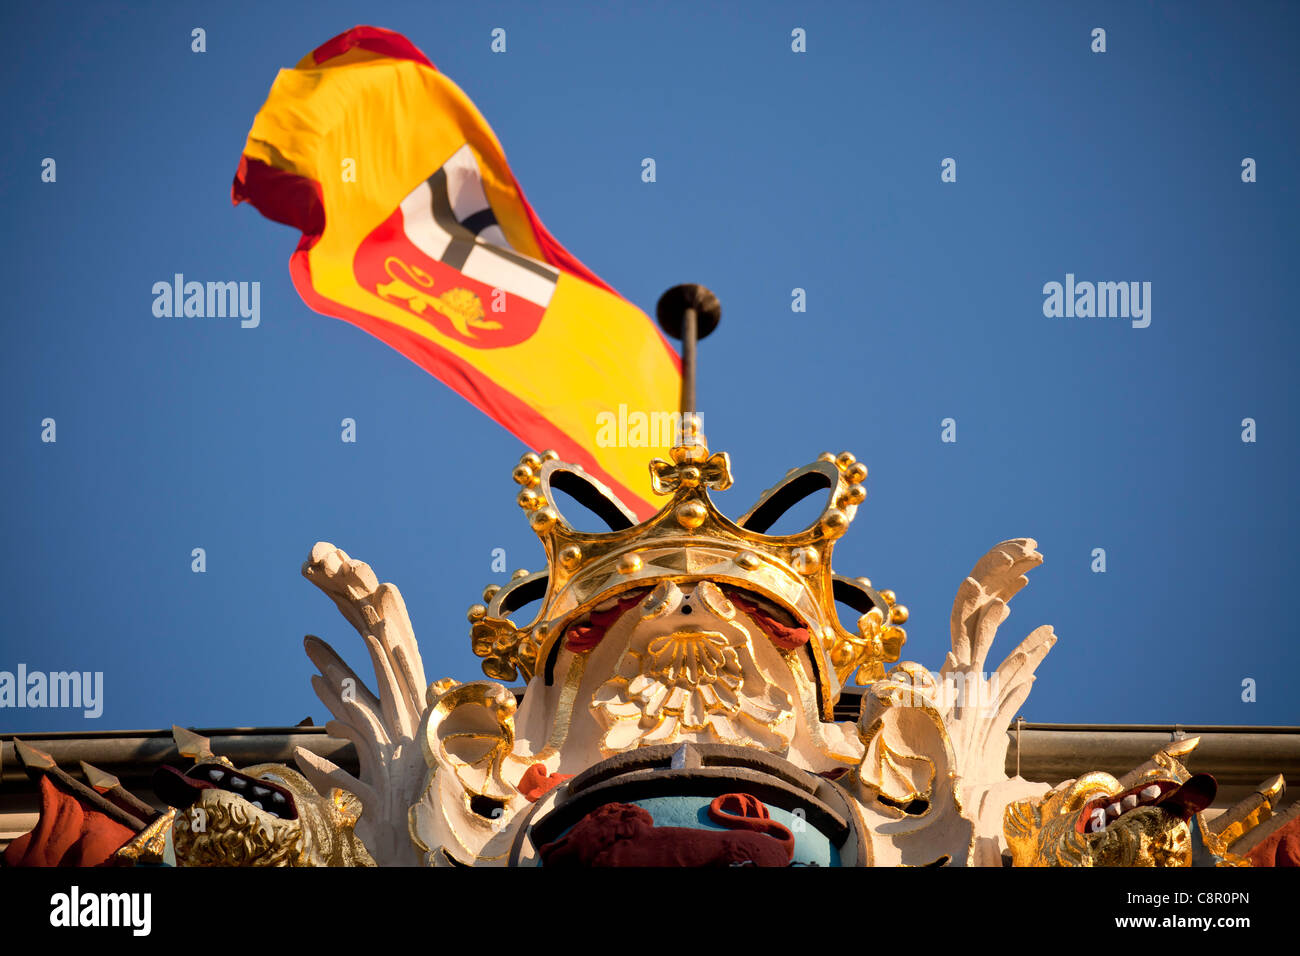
(233, 26), (680, 516)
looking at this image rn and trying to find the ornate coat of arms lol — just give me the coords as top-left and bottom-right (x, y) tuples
(128, 416), (1293, 868)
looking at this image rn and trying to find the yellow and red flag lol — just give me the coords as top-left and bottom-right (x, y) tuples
(233, 26), (680, 516)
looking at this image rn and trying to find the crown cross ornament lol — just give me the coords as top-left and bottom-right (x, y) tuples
(648, 443), (733, 496)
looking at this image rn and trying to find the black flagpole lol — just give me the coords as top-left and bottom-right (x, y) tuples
(656, 284), (721, 426)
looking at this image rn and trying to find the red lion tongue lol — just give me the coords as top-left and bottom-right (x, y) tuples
(151, 764), (219, 811)
(1156, 774), (1217, 818)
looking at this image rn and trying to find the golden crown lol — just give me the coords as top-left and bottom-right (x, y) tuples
(467, 418), (907, 720)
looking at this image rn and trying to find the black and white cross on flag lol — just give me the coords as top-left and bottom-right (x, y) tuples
(399, 145), (561, 309)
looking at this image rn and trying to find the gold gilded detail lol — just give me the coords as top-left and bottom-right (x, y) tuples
(171, 762), (374, 867)
(112, 809), (177, 866)
(650, 450), (733, 495)
(1003, 749), (1242, 868)
(473, 439), (908, 720)
(591, 618), (795, 755)
(675, 500), (707, 529)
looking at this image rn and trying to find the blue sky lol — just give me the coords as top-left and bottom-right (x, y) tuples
(1, 1), (1297, 734)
